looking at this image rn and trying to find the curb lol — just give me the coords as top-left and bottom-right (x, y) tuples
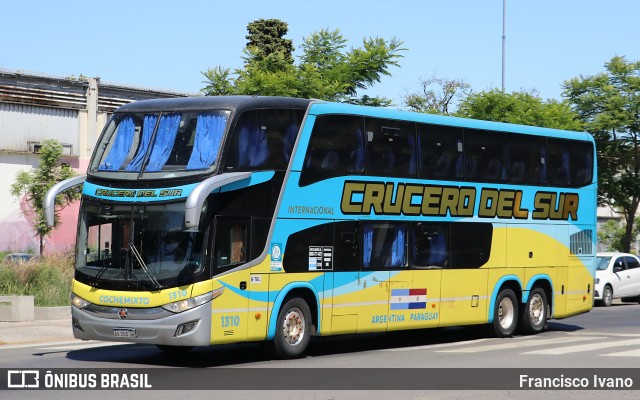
(0, 305), (70, 322)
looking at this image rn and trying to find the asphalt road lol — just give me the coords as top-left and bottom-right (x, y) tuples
(1, 302), (639, 399)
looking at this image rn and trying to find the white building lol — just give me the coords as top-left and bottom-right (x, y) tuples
(0, 69), (192, 253)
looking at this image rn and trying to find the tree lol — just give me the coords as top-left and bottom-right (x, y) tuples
(201, 20), (405, 106)
(563, 56), (640, 252)
(245, 19), (294, 64)
(10, 139), (80, 255)
(456, 89), (583, 130)
(597, 219), (639, 252)
(402, 75), (471, 115)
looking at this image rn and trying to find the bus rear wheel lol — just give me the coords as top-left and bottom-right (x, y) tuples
(520, 287), (548, 335)
(273, 298), (311, 359)
(490, 288), (518, 337)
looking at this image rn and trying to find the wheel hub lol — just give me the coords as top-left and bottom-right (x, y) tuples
(282, 308), (305, 345)
(529, 294), (544, 324)
(498, 297), (515, 329)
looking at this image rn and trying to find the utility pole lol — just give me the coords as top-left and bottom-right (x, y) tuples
(502, 0), (506, 92)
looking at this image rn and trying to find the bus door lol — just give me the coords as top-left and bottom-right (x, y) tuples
(210, 216), (250, 344)
(388, 222), (444, 331)
(356, 222), (408, 333)
(329, 221), (389, 334)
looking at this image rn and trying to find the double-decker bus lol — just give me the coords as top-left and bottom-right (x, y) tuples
(45, 96), (596, 358)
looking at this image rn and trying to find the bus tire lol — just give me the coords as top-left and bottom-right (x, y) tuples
(520, 287), (548, 335)
(490, 288), (518, 337)
(273, 297), (311, 359)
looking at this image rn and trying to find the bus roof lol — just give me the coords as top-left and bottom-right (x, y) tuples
(115, 96), (313, 114)
(115, 96), (592, 143)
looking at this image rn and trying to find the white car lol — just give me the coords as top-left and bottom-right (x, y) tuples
(594, 252), (640, 306)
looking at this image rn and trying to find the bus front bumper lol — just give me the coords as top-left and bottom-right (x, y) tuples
(71, 303), (212, 346)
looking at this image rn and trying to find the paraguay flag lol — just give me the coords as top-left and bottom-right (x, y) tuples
(390, 288), (427, 310)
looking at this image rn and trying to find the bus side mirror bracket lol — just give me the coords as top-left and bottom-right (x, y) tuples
(44, 175), (86, 227)
(184, 172), (252, 229)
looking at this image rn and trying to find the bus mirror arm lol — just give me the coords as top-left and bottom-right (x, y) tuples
(184, 172), (252, 229)
(44, 175), (86, 227)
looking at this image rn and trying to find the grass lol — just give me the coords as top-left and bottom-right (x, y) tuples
(0, 252), (74, 306)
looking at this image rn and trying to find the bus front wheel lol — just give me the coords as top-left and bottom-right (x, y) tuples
(273, 297), (311, 359)
(491, 288), (518, 337)
(520, 287), (548, 335)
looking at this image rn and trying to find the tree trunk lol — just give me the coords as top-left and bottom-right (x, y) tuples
(623, 200), (640, 253)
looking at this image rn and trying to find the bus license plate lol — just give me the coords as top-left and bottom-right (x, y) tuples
(113, 328), (136, 338)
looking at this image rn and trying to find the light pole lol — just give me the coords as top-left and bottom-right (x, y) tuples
(502, 0), (506, 92)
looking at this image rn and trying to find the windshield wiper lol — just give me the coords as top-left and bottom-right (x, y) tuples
(129, 244), (163, 290)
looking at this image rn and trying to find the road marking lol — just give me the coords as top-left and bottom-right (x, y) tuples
(523, 338), (640, 355)
(382, 338), (493, 352)
(437, 335), (605, 353)
(603, 348), (640, 357)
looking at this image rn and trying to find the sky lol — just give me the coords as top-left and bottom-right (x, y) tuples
(2, 0), (639, 107)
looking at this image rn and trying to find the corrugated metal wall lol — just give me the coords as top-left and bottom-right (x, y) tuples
(0, 102), (79, 154)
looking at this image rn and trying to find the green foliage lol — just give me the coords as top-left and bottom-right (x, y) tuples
(0, 254), (73, 306)
(563, 56), (640, 252)
(597, 219), (639, 253)
(456, 89), (583, 130)
(201, 20), (405, 106)
(403, 75), (471, 115)
(245, 19), (294, 64)
(10, 139), (80, 254)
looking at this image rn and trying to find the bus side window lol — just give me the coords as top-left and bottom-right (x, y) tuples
(334, 222), (360, 271)
(411, 223), (449, 268)
(571, 140), (593, 187)
(417, 124), (463, 181)
(464, 129), (507, 183)
(282, 222), (334, 273)
(363, 223), (408, 268)
(547, 139), (571, 187)
(213, 217), (248, 270)
(449, 222), (492, 268)
(365, 118), (417, 178)
(507, 133), (546, 185)
(226, 109), (304, 171)
(300, 115), (365, 186)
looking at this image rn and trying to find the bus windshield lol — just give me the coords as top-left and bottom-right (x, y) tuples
(91, 110), (230, 179)
(76, 199), (209, 291)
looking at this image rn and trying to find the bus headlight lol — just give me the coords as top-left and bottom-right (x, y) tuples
(161, 289), (222, 313)
(71, 293), (92, 309)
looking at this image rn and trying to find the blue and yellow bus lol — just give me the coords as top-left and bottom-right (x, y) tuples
(45, 96), (596, 358)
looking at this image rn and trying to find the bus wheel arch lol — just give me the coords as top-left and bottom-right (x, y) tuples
(280, 288), (318, 335)
(490, 281), (521, 338)
(269, 286), (318, 359)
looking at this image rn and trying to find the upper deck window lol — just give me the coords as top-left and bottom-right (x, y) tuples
(365, 118), (417, 178)
(92, 110), (229, 178)
(224, 109), (304, 172)
(300, 115), (365, 186)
